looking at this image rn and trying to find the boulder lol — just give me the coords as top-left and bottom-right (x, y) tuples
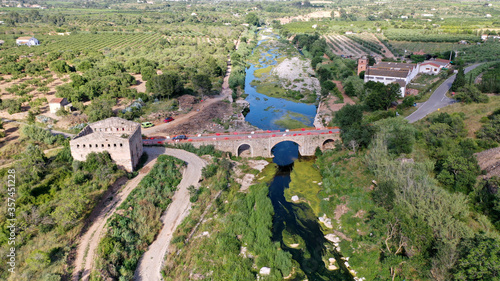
(259, 267), (271, 275)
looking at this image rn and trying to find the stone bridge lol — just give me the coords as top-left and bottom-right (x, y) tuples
(163, 130), (341, 157)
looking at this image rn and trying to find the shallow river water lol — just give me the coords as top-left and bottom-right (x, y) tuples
(243, 34), (317, 130)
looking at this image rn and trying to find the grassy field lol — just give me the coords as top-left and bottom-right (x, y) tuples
(428, 95), (500, 137)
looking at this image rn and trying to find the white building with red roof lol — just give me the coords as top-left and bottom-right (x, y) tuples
(418, 58), (451, 75)
(49, 97), (71, 113)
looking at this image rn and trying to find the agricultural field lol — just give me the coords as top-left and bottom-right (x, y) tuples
(323, 32), (395, 59)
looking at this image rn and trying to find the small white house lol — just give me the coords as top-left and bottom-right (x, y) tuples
(16, 37), (39, 46)
(418, 59), (451, 75)
(49, 98), (71, 114)
(419, 62), (441, 75)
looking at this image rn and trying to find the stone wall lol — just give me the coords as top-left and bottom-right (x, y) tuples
(175, 133), (340, 157)
(70, 118), (143, 172)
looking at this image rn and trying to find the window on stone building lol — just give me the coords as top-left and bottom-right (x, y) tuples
(77, 145), (80, 148)
(114, 144), (117, 147)
(101, 144), (104, 147)
(83, 144), (86, 148)
(89, 144), (92, 148)
(108, 144), (111, 147)
(120, 143), (123, 147)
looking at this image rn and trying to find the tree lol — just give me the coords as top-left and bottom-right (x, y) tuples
(453, 234), (500, 280)
(455, 84), (489, 104)
(451, 67), (466, 91)
(476, 115), (500, 143)
(27, 111), (36, 124)
(141, 66), (155, 81)
(85, 99), (115, 122)
(146, 73), (183, 99)
(192, 74), (212, 96)
(49, 60), (73, 74)
(437, 153), (480, 194)
(382, 118), (417, 155)
(334, 104), (363, 128)
(365, 82), (400, 111)
(245, 13), (260, 26)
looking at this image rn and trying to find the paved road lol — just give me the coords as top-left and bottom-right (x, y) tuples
(144, 128), (340, 145)
(406, 63), (481, 123)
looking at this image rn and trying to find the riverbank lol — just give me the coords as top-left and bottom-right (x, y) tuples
(247, 32), (319, 105)
(243, 30), (318, 130)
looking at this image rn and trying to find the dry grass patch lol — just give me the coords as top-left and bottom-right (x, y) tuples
(438, 95), (500, 137)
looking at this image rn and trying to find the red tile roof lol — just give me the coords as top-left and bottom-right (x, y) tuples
(421, 62), (440, 68)
(49, 98), (66, 104)
(435, 58), (451, 64)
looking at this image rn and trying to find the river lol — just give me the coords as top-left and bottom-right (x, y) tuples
(244, 31), (351, 280)
(243, 33), (318, 130)
(269, 141), (352, 280)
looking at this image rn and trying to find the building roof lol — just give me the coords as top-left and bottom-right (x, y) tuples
(49, 97), (67, 104)
(374, 62), (417, 70)
(420, 62), (441, 68)
(434, 58), (451, 65)
(16, 36), (34, 41)
(90, 117), (140, 129)
(72, 117), (141, 141)
(366, 68), (410, 78)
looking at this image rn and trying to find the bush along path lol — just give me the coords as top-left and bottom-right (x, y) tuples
(134, 147), (206, 281)
(71, 147), (205, 281)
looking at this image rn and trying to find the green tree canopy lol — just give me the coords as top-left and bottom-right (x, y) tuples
(146, 73), (183, 99)
(364, 81), (400, 111)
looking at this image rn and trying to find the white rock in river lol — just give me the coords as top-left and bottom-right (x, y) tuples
(325, 234), (341, 243)
(291, 195), (299, 202)
(259, 267), (271, 275)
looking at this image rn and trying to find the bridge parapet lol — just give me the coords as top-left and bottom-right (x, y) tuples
(144, 131), (340, 158)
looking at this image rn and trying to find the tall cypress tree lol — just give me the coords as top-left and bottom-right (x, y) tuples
(451, 67), (466, 91)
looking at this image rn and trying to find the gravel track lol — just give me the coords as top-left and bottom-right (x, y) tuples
(71, 147), (206, 281)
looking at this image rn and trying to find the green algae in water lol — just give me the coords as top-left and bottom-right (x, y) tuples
(285, 159), (323, 216)
(274, 116), (307, 129)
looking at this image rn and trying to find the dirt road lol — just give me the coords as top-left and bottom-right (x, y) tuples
(71, 147), (206, 281)
(142, 40), (240, 137)
(134, 147), (206, 281)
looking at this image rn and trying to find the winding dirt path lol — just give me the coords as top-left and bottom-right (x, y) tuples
(134, 147), (206, 281)
(71, 147), (206, 281)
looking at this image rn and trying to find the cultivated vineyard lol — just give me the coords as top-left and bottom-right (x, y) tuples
(323, 33), (392, 58)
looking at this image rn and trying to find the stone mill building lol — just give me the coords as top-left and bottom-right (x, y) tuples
(70, 117), (143, 172)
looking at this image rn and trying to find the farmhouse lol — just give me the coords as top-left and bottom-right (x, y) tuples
(364, 62), (419, 97)
(49, 98), (71, 114)
(418, 58), (451, 75)
(70, 117), (143, 172)
(16, 36), (39, 46)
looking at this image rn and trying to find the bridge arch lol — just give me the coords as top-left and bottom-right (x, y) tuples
(322, 139), (336, 150)
(236, 143), (253, 157)
(269, 138), (304, 156)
